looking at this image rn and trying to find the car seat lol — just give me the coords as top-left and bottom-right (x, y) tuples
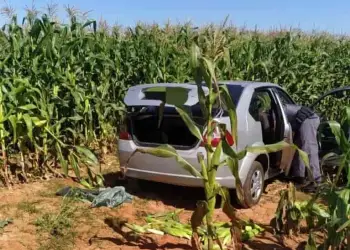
(259, 111), (274, 144)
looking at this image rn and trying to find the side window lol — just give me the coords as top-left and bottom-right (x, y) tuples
(275, 88), (294, 105)
(249, 89), (280, 144)
(249, 90), (273, 122)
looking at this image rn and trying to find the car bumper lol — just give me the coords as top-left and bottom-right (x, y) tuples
(125, 167), (236, 188)
(118, 140), (236, 189)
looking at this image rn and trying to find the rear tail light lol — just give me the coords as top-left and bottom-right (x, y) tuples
(119, 121), (131, 140)
(119, 131), (131, 140)
(200, 122), (234, 147)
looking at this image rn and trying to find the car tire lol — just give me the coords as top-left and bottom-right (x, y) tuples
(239, 161), (265, 208)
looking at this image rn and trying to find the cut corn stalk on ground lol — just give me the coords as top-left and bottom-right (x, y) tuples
(126, 210), (264, 247)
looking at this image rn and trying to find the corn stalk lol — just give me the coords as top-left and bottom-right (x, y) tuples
(273, 107), (350, 249)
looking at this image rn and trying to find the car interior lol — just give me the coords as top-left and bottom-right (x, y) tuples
(249, 90), (280, 145)
(249, 89), (287, 169)
(313, 91), (350, 156)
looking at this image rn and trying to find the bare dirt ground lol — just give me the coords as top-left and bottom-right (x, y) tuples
(0, 155), (311, 250)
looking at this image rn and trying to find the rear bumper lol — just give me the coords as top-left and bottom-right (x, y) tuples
(125, 167), (236, 188)
(118, 140), (236, 189)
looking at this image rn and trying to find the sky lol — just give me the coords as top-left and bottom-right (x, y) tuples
(1, 0), (350, 34)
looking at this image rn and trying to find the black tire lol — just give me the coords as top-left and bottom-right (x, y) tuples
(238, 161), (265, 208)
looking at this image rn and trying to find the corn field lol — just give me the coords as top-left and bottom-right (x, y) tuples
(0, 8), (349, 186)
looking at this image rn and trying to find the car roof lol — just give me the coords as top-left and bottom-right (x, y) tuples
(219, 80), (280, 89)
(133, 81), (280, 89)
(125, 81), (285, 107)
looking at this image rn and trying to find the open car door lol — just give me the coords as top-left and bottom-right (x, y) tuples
(310, 86), (350, 170)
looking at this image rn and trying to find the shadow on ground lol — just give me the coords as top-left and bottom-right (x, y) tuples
(103, 171), (207, 209)
(100, 171), (309, 250)
(242, 225), (307, 250)
(100, 215), (303, 250)
(103, 171), (288, 210)
(88, 217), (192, 249)
(244, 241), (291, 250)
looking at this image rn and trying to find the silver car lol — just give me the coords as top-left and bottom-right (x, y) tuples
(118, 81), (348, 207)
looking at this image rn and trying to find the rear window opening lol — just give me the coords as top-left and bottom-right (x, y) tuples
(142, 87), (190, 106)
(143, 91), (166, 102)
(130, 112), (205, 149)
(125, 84), (244, 149)
(127, 105), (220, 150)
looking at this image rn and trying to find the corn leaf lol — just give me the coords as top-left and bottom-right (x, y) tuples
(191, 200), (209, 230)
(198, 86), (209, 118)
(69, 153), (80, 179)
(18, 104), (37, 111)
(31, 117), (47, 127)
(212, 140), (222, 166)
(221, 134), (244, 200)
(346, 107), (350, 126)
(190, 43), (201, 72)
(175, 107), (203, 141)
(56, 143), (68, 176)
(328, 120), (350, 150)
(80, 179), (93, 189)
(202, 57), (216, 87)
(222, 138), (238, 158)
(337, 219), (350, 233)
(293, 146), (310, 168)
(69, 115), (84, 121)
(96, 174), (104, 187)
(245, 141), (290, 154)
(23, 113), (33, 140)
(8, 115), (17, 142)
(220, 85), (237, 143)
(147, 228), (164, 235)
(305, 232), (317, 250)
(76, 146), (98, 166)
(226, 157), (244, 202)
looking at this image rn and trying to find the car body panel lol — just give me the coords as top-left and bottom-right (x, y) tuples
(270, 87), (295, 174)
(310, 86), (350, 109)
(119, 139), (271, 188)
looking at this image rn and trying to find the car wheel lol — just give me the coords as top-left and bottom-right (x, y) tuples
(240, 161), (265, 208)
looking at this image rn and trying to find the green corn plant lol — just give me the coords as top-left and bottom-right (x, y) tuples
(314, 187), (350, 249)
(272, 107), (350, 249)
(326, 107), (350, 188)
(273, 183), (329, 236)
(0, 10), (110, 186)
(307, 107), (350, 249)
(43, 117), (103, 187)
(5, 78), (46, 181)
(0, 80), (10, 187)
(2, 10), (350, 117)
